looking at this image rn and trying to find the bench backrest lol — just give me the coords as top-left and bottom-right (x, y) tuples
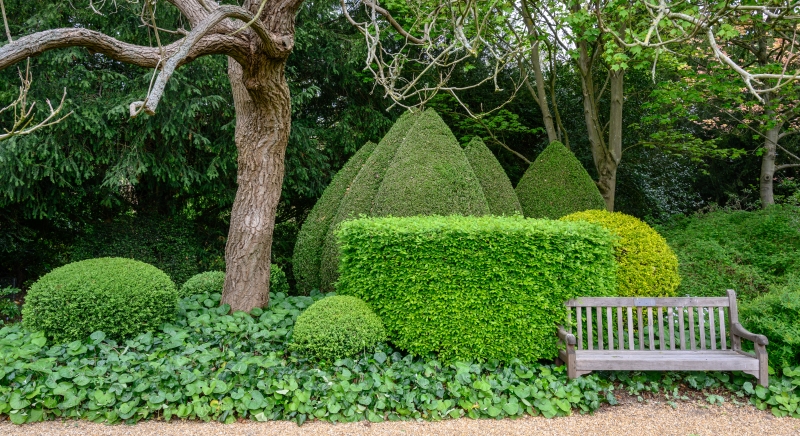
(564, 290), (741, 352)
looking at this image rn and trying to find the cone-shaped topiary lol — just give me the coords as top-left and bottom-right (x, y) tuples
(516, 141), (606, 219)
(293, 141), (377, 293)
(290, 295), (386, 361)
(560, 210), (681, 298)
(315, 109), (490, 291)
(463, 137), (522, 215)
(22, 258), (178, 342)
(371, 109), (489, 217)
(317, 112), (416, 291)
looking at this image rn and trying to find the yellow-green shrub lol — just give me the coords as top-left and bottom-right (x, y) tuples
(561, 210), (680, 297)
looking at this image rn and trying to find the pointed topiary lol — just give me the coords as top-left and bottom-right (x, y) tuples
(293, 141), (377, 293)
(317, 112), (416, 291)
(463, 137), (522, 216)
(515, 141), (606, 219)
(371, 109), (489, 217)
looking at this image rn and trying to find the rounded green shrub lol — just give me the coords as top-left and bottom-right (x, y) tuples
(22, 258), (178, 342)
(463, 137), (522, 216)
(516, 141), (606, 219)
(561, 210), (680, 298)
(179, 271), (225, 298)
(180, 264), (289, 298)
(290, 295), (386, 361)
(293, 141), (378, 294)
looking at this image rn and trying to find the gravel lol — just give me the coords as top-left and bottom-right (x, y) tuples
(2, 401), (798, 436)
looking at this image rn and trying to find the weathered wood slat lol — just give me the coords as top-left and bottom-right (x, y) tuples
(617, 307), (624, 351)
(709, 307), (717, 351)
(648, 307), (655, 351)
(668, 307), (675, 351)
(719, 307), (727, 350)
(627, 307), (634, 351)
(688, 308), (696, 350)
(597, 307), (603, 350)
(574, 351), (760, 372)
(587, 307), (593, 351)
(577, 307), (583, 351)
(699, 307), (706, 350)
(607, 307), (613, 351)
(658, 307), (665, 350)
(567, 297), (729, 307)
(637, 307), (644, 351)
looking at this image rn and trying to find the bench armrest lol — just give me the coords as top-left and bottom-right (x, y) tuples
(557, 326), (576, 345)
(731, 322), (768, 346)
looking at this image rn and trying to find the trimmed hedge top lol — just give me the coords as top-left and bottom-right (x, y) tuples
(311, 109), (491, 292)
(336, 215), (616, 362)
(561, 210), (680, 298)
(515, 141), (606, 219)
(463, 137), (522, 216)
(22, 258), (178, 342)
(293, 141), (378, 294)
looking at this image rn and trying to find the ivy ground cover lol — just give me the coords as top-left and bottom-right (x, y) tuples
(1, 292), (798, 424)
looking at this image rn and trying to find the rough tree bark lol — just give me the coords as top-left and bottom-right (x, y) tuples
(0, 0), (302, 312)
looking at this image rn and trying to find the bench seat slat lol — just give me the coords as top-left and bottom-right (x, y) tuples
(574, 350), (759, 372)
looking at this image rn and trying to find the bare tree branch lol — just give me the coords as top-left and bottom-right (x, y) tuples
(0, 27), (249, 72)
(0, 61), (72, 141)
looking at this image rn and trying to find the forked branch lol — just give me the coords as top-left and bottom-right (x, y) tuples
(0, 62), (72, 141)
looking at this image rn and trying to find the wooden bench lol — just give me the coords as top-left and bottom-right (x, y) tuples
(556, 289), (769, 387)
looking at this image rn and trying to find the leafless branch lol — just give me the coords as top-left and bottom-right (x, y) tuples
(0, 61), (72, 141)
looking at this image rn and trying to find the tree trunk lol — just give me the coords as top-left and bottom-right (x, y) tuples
(596, 69), (624, 211)
(760, 119), (780, 208)
(221, 55), (291, 312)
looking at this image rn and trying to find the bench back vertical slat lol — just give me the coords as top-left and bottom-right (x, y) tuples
(709, 307), (717, 350)
(596, 307), (603, 350)
(668, 307), (675, 350)
(688, 308), (697, 350)
(587, 307), (593, 351)
(719, 307), (727, 350)
(577, 307), (583, 351)
(657, 307), (665, 350)
(616, 307), (624, 351)
(699, 308), (706, 350)
(627, 307), (634, 351)
(637, 307), (644, 350)
(647, 307), (655, 350)
(678, 308), (686, 350)
(606, 307), (613, 350)
(728, 289), (741, 351)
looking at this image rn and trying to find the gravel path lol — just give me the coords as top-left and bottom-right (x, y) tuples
(2, 401), (798, 436)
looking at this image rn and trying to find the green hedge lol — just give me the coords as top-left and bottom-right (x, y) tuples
(293, 141), (378, 294)
(463, 137), (522, 216)
(336, 215), (616, 362)
(515, 142), (606, 219)
(291, 295), (386, 361)
(22, 258), (177, 342)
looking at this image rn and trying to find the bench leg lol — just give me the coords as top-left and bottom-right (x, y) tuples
(756, 344), (768, 387)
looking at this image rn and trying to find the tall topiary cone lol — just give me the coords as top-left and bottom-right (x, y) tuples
(463, 137), (522, 216)
(515, 141), (606, 219)
(316, 109), (490, 292)
(371, 110), (489, 217)
(292, 141), (378, 294)
(316, 112), (417, 291)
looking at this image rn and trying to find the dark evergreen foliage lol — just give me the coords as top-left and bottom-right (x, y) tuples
(463, 137), (522, 215)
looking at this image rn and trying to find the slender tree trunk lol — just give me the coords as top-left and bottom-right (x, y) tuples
(222, 55), (291, 312)
(596, 69), (624, 211)
(760, 118), (780, 208)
